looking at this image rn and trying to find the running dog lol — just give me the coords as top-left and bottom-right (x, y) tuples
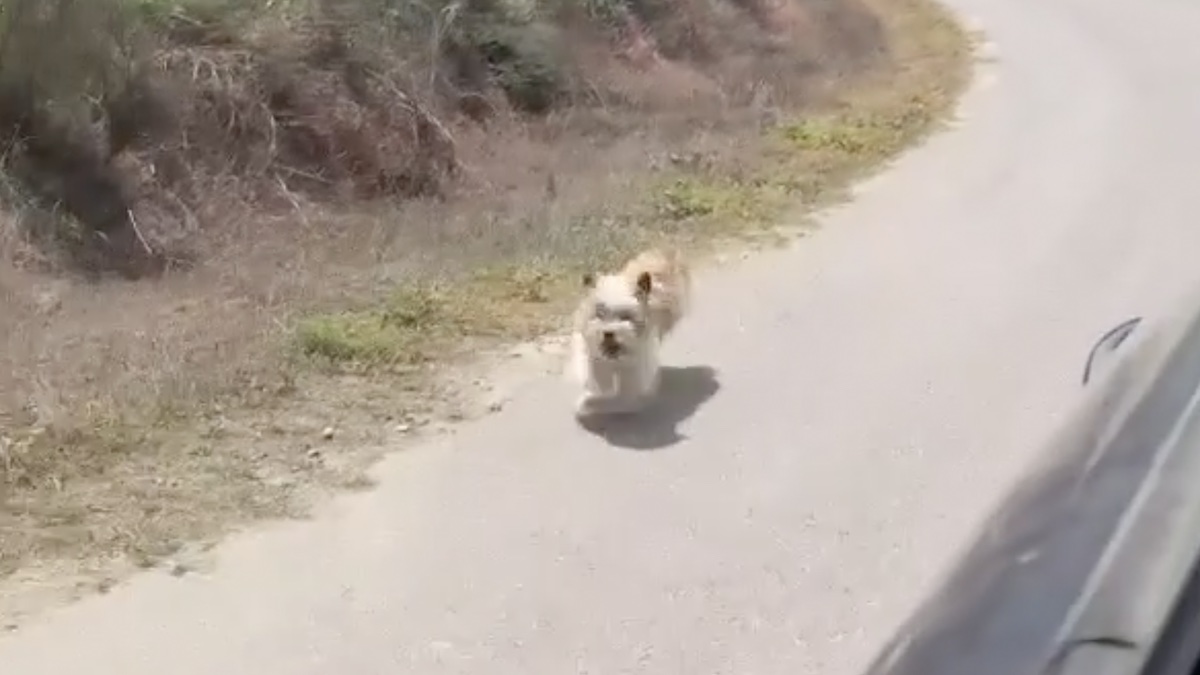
(568, 248), (691, 417)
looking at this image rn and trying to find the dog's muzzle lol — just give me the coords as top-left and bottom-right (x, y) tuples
(600, 331), (622, 358)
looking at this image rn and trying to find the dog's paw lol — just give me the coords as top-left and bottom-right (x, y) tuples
(576, 391), (632, 418)
(615, 393), (654, 415)
(598, 391), (653, 416)
(575, 393), (600, 418)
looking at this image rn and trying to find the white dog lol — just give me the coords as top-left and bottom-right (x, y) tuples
(569, 248), (691, 417)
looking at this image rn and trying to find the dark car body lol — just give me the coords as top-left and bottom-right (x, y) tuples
(860, 301), (1200, 675)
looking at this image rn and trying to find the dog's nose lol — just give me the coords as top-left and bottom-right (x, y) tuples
(602, 330), (615, 341)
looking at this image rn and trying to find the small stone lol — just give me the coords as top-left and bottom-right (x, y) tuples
(168, 561), (190, 577)
(509, 343), (541, 358)
(306, 447), (322, 460)
(321, 426), (335, 440)
(394, 423), (412, 434)
(33, 290), (61, 316)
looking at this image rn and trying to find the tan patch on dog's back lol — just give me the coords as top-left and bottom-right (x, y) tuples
(621, 248), (691, 339)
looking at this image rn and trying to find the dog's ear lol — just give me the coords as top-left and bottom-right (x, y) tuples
(582, 272), (596, 288)
(635, 271), (653, 298)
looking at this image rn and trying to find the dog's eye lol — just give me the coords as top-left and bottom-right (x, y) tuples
(615, 311), (637, 323)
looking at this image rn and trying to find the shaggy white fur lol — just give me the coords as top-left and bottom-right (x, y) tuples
(568, 249), (691, 417)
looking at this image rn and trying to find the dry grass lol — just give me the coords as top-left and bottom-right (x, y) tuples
(0, 0), (972, 623)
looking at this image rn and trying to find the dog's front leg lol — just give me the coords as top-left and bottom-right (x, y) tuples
(575, 358), (619, 416)
(604, 349), (660, 414)
(630, 339), (662, 399)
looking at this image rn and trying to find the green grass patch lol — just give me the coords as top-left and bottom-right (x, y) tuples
(294, 267), (582, 370)
(655, 176), (779, 223)
(296, 285), (481, 369)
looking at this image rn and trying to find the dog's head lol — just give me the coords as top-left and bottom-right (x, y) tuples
(577, 270), (653, 361)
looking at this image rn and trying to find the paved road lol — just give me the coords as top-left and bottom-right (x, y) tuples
(7, 0), (1200, 672)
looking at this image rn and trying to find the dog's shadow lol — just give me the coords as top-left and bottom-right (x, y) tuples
(576, 365), (720, 451)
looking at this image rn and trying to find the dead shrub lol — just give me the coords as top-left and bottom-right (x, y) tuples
(0, 0), (886, 279)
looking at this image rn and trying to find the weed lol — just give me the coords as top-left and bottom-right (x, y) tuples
(655, 176), (782, 227)
(295, 286), (468, 368)
(781, 116), (893, 154)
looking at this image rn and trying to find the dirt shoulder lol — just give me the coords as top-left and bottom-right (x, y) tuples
(0, 0), (972, 628)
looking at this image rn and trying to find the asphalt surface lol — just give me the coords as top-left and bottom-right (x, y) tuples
(6, 0), (1200, 672)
